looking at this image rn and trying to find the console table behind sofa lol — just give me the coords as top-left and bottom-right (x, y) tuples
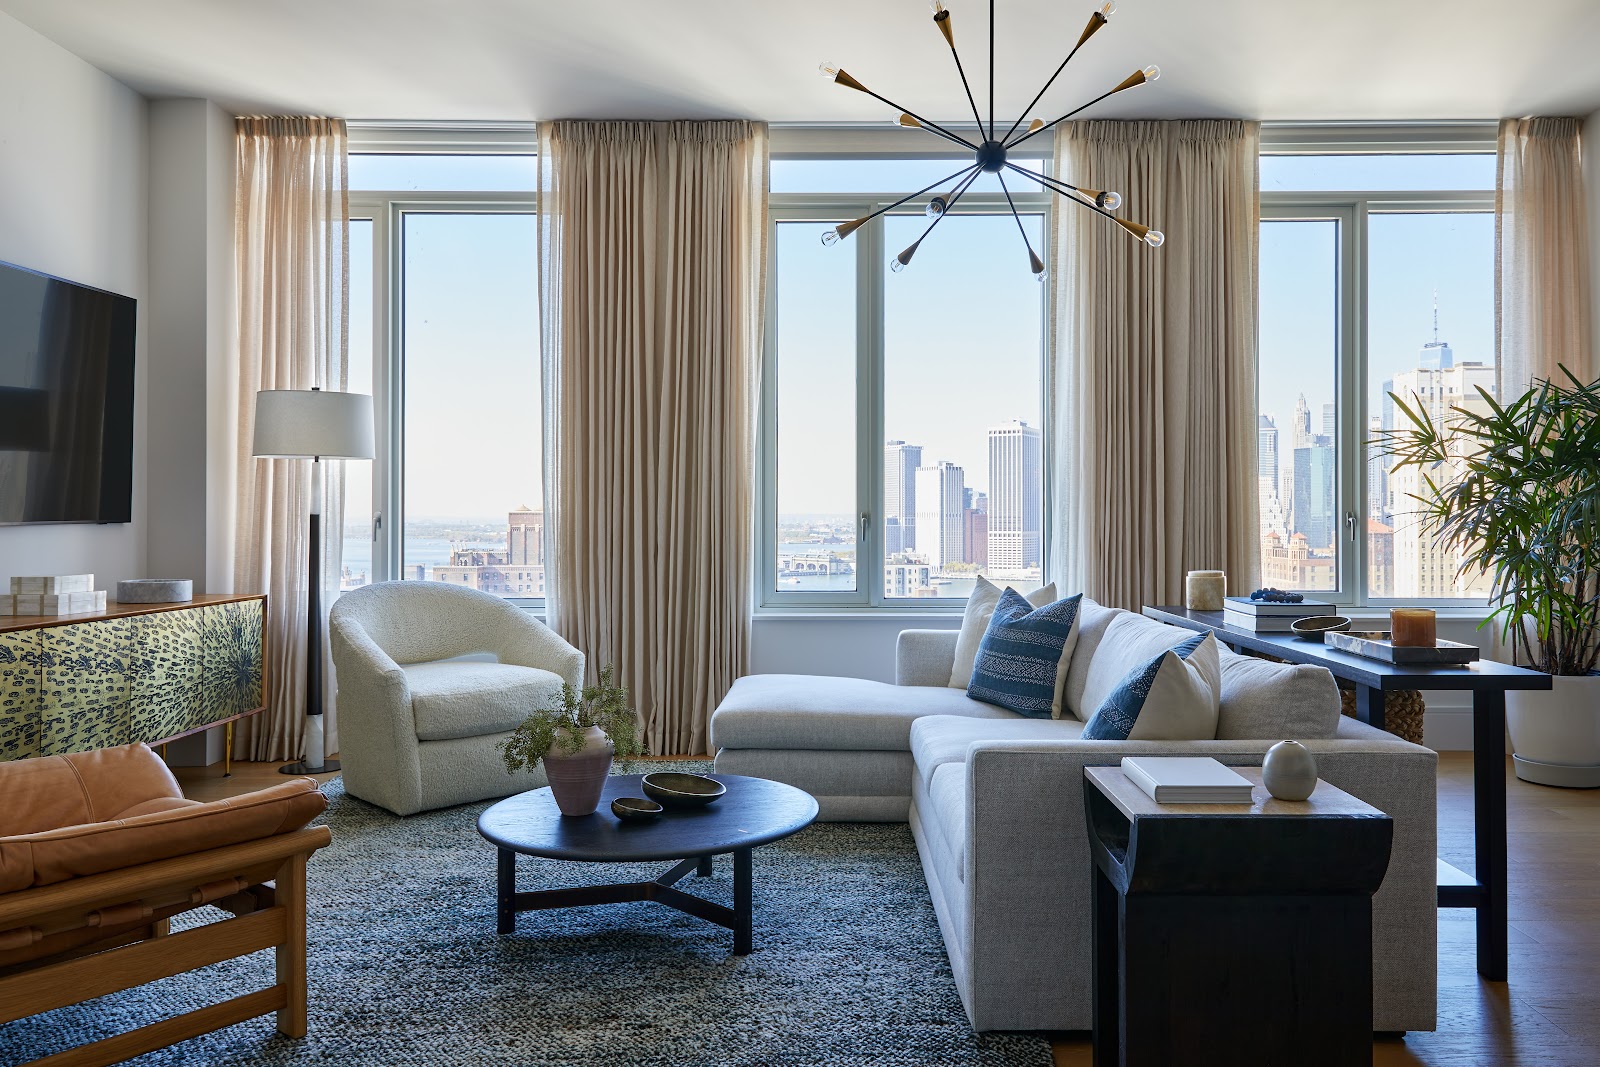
(0, 593), (267, 762)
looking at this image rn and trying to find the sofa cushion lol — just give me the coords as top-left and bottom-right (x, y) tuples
(0, 777), (326, 894)
(948, 577), (1059, 688)
(1061, 598), (1123, 717)
(927, 761), (969, 882)
(1077, 612), (1204, 722)
(1216, 647), (1342, 739)
(968, 591), (1084, 718)
(711, 674), (1021, 752)
(0, 743), (185, 838)
(404, 661), (566, 742)
(910, 714), (1085, 789)
(1082, 633), (1221, 741)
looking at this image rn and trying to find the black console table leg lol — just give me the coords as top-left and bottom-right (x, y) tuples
(1355, 684), (1387, 733)
(697, 855), (713, 878)
(1091, 866), (1120, 1066)
(496, 848), (516, 935)
(733, 848), (753, 955)
(1473, 688), (1509, 981)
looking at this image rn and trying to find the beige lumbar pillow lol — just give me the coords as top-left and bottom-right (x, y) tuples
(948, 576), (1060, 688)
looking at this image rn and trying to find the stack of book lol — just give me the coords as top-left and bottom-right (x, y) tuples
(1, 575), (107, 616)
(1121, 756), (1255, 804)
(1222, 595), (1333, 633)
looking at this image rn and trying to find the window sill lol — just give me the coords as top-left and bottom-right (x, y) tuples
(753, 606), (965, 620)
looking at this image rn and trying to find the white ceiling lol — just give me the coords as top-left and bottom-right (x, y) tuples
(4, 0), (1600, 124)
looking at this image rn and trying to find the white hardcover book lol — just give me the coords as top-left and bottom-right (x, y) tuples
(1121, 756), (1255, 804)
(1222, 609), (1300, 633)
(1222, 596), (1331, 617)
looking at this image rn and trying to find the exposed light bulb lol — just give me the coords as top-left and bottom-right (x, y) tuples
(929, 0), (946, 12)
(1097, 190), (1122, 210)
(926, 195), (948, 217)
(1143, 229), (1165, 248)
(890, 256), (910, 273)
(818, 63), (840, 79)
(821, 229), (841, 247)
(1142, 64), (1161, 82)
(1100, 0), (1117, 16)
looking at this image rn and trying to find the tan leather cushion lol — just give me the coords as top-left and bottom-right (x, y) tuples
(0, 770), (327, 894)
(0, 743), (185, 837)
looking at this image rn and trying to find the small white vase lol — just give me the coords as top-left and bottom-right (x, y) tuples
(1262, 740), (1318, 801)
(542, 726), (615, 816)
(1507, 675), (1600, 788)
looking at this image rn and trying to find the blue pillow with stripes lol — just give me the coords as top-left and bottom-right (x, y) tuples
(966, 589), (1084, 718)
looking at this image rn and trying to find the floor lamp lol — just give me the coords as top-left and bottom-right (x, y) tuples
(252, 387), (374, 775)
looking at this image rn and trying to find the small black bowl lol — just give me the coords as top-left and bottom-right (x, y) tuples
(641, 772), (727, 809)
(611, 796), (664, 822)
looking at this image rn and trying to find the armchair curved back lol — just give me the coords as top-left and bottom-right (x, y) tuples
(330, 581), (560, 667)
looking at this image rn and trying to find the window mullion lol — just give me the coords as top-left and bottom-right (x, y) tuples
(860, 209), (884, 607)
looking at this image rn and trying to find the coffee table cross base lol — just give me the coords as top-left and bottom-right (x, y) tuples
(496, 848), (755, 954)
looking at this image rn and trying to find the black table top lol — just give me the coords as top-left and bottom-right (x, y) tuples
(1143, 605), (1553, 692)
(476, 774), (819, 863)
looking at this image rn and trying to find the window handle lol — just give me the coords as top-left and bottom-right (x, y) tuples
(860, 512), (871, 541)
(373, 512), (382, 541)
(1345, 511), (1356, 543)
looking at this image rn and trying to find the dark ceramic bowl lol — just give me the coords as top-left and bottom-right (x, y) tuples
(611, 796), (664, 822)
(641, 772), (727, 809)
(1290, 615), (1353, 642)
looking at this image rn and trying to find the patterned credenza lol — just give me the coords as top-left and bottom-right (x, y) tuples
(0, 593), (266, 760)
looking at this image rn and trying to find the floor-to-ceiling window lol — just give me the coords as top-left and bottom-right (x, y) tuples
(762, 151), (1051, 608)
(1257, 128), (1496, 605)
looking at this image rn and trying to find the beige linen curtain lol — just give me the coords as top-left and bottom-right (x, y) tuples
(1048, 120), (1259, 611)
(231, 117), (349, 761)
(537, 120), (768, 757)
(1496, 117), (1596, 394)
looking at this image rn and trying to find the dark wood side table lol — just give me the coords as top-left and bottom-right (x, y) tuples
(1143, 604), (1552, 982)
(1085, 766), (1393, 1067)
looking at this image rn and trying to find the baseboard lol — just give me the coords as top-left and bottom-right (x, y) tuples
(1422, 707), (1474, 751)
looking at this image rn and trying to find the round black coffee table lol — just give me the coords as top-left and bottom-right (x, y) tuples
(476, 773), (817, 955)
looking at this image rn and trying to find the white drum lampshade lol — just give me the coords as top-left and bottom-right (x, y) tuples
(252, 388), (373, 459)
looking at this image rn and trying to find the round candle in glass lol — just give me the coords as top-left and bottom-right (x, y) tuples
(1390, 608), (1437, 647)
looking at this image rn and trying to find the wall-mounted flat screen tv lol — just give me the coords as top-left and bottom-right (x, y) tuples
(0, 260), (136, 525)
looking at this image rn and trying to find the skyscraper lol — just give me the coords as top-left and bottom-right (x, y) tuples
(884, 440), (922, 557)
(1257, 415), (1278, 486)
(507, 505), (544, 565)
(1292, 443), (1336, 550)
(1291, 394), (1313, 449)
(1321, 402), (1337, 441)
(962, 489), (988, 569)
(987, 421), (1042, 573)
(1366, 414), (1388, 523)
(914, 461), (965, 571)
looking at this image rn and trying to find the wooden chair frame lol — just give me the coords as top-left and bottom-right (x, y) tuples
(0, 826), (331, 1067)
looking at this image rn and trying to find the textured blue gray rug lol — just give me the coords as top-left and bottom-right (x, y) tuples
(2, 771), (1052, 1067)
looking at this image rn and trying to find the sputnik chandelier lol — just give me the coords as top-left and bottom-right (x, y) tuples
(818, 0), (1163, 278)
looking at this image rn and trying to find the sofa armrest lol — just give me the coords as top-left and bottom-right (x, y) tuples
(958, 736), (1438, 1032)
(896, 629), (959, 687)
(496, 614), (585, 688)
(330, 618), (426, 814)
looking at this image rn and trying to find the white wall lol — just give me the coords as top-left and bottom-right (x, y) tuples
(0, 12), (148, 588)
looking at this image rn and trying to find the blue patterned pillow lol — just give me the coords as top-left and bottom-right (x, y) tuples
(1082, 633), (1211, 740)
(966, 590), (1083, 718)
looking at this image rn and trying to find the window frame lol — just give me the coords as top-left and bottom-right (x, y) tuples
(1258, 124), (1496, 608)
(346, 125), (543, 607)
(759, 141), (1053, 612)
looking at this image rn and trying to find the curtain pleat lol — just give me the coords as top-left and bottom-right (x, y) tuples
(538, 121), (768, 757)
(231, 117), (349, 761)
(1049, 120), (1259, 611)
(1496, 117), (1596, 394)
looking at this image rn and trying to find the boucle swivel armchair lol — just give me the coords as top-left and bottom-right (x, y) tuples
(329, 581), (585, 816)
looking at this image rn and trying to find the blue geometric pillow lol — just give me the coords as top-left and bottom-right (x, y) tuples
(966, 590), (1083, 718)
(1082, 633), (1209, 740)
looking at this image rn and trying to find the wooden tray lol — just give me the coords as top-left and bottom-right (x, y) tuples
(1325, 630), (1480, 664)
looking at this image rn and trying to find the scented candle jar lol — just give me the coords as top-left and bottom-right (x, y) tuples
(1185, 570), (1226, 612)
(1390, 608), (1437, 647)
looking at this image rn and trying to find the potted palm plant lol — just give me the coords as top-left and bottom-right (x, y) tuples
(1382, 367), (1600, 787)
(499, 667), (646, 815)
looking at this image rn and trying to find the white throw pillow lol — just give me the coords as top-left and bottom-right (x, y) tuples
(948, 576), (1058, 689)
(1081, 632), (1222, 741)
(1077, 613), (1207, 722)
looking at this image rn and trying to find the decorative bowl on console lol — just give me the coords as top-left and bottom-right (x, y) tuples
(1290, 615), (1352, 642)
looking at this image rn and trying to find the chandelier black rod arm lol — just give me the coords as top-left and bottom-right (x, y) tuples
(989, 0), (996, 141)
(907, 167), (983, 248)
(856, 82), (978, 150)
(999, 36), (1094, 144)
(1011, 163), (1122, 225)
(997, 172), (1040, 261)
(1005, 82), (1127, 151)
(945, 44), (988, 136)
(849, 163), (981, 234)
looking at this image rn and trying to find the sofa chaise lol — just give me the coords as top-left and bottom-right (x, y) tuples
(711, 599), (1437, 1034)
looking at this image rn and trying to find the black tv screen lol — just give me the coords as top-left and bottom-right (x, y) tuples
(0, 260), (136, 525)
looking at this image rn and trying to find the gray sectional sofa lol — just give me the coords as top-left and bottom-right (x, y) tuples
(711, 599), (1438, 1034)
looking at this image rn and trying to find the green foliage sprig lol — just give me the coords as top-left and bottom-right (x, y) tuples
(498, 666), (646, 774)
(1378, 366), (1600, 676)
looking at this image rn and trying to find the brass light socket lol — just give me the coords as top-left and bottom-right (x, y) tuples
(935, 9), (955, 47)
(897, 113), (922, 128)
(1114, 217), (1152, 240)
(836, 217), (869, 240)
(1111, 68), (1148, 94)
(832, 68), (869, 93)
(1029, 249), (1046, 275)
(1026, 118), (1045, 134)
(1076, 11), (1108, 48)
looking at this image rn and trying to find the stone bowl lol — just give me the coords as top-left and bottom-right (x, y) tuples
(611, 796), (664, 822)
(1291, 615), (1352, 642)
(641, 772), (726, 809)
(116, 579), (193, 604)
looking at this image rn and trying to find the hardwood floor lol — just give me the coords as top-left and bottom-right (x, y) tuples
(173, 752), (1600, 1065)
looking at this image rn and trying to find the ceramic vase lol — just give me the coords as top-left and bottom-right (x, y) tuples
(1262, 739), (1318, 801)
(543, 725), (615, 816)
(1507, 675), (1600, 788)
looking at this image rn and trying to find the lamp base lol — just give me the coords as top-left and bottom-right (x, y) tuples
(281, 758), (341, 775)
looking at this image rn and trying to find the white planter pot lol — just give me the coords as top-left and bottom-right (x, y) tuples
(1506, 674), (1600, 788)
